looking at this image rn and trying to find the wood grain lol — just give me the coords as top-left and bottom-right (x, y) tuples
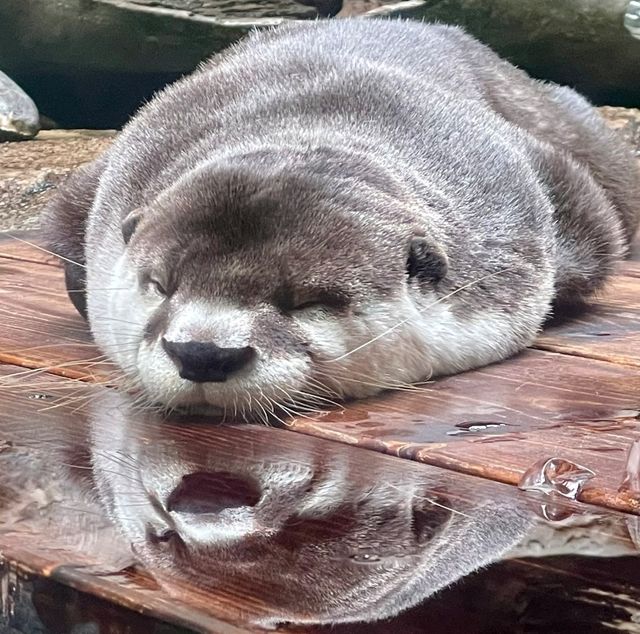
(535, 272), (640, 367)
(1, 234), (640, 515)
(1, 362), (638, 632)
(0, 245), (105, 380)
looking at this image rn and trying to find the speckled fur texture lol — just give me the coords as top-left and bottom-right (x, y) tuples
(42, 19), (640, 417)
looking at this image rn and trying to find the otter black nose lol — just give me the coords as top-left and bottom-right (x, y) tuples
(161, 339), (255, 383)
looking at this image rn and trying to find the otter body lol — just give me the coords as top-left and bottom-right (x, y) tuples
(44, 19), (640, 417)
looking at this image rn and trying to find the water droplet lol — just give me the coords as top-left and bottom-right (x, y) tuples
(627, 515), (640, 552)
(619, 439), (640, 495)
(349, 551), (381, 564)
(534, 501), (577, 522)
(518, 457), (596, 500)
(27, 392), (55, 401)
(447, 421), (507, 436)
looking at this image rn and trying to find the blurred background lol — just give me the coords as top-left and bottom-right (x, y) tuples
(1, 0), (640, 136)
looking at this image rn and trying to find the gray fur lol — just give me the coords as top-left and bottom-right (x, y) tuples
(42, 19), (640, 415)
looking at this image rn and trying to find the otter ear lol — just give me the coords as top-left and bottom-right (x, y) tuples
(411, 495), (452, 545)
(121, 208), (144, 244)
(407, 237), (448, 284)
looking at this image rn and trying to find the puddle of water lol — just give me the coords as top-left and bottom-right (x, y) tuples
(27, 393), (55, 401)
(3, 388), (640, 632)
(446, 421), (508, 437)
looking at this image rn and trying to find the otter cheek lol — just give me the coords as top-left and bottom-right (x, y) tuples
(296, 314), (348, 362)
(298, 300), (426, 401)
(89, 254), (148, 374)
(136, 337), (194, 405)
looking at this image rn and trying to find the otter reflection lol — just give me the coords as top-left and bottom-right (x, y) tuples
(1, 386), (637, 628)
(80, 391), (636, 628)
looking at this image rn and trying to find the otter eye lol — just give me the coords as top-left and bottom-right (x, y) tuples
(141, 273), (167, 297)
(150, 279), (167, 297)
(281, 289), (350, 313)
(292, 299), (324, 311)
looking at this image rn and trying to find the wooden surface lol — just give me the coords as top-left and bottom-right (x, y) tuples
(0, 359), (639, 633)
(1, 230), (640, 630)
(1, 233), (639, 516)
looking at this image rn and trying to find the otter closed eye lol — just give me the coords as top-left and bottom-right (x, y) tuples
(43, 19), (640, 420)
(146, 277), (168, 298)
(281, 289), (351, 313)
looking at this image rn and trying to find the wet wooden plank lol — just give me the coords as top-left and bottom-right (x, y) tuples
(1, 364), (638, 632)
(0, 243), (105, 379)
(535, 272), (640, 368)
(288, 350), (640, 514)
(1, 233), (640, 514)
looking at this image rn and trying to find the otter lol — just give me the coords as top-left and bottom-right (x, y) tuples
(43, 19), (640, 419)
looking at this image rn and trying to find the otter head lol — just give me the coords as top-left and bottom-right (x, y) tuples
(97, 151), (448, 418)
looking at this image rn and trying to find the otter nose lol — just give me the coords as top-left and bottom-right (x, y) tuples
(161, 339), (255, 383)
(167, 472), (262, 515)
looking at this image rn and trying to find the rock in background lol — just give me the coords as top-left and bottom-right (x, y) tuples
(0, 130), (114, 231)
(405, 0), (640, 108)
(1, 0), (638, 129)
(0, 71), (40, 141)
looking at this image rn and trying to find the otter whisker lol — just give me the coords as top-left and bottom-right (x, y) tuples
(0, 283), (127, 294)
(0, 357), (111, 381)
(303, 375), (344, 398)
(255, 397), (272, 426)
(263, 393), (293, 427)
(92, 316), (146, 328)
(0, 305), (90, 330)
(290, 387), (344, 411)
(272, 386), (327, 420)
(0, 321), (96, 345)
(314, 367), (433, 396)
(329, 268), (513, 363)
(5, 234), (86, 269)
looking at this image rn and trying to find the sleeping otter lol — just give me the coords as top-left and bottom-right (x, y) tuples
(43, 19), (640, 418)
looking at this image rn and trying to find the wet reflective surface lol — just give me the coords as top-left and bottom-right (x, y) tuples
(2, 236), (640, 524)
(1, 382), (639, 633)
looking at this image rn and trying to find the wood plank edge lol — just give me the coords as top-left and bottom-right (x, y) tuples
(286, 426), (640, 516)
(0, 355), (103, 382)
(532, 342), (640, 368)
